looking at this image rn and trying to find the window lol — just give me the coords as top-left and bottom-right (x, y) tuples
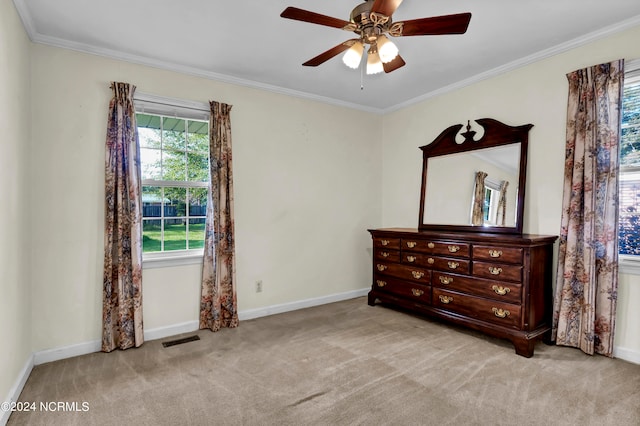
(619, 62), (640, 267)
(134, 95), (210, 259)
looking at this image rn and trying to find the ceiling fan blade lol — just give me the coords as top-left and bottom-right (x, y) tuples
(383, 55), (406, 73)
(280, 7), (351, 29)
(397, 12), (472, 36)
(371, 0), (404, 17)
(302, 40), (358, 67)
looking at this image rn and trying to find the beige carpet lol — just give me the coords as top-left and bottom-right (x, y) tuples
(8, 297), (640, 426)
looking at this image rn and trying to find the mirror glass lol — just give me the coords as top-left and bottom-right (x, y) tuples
(423, 144), (520, 227)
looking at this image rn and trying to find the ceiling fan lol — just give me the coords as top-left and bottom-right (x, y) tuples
(280, 0), (471, 75)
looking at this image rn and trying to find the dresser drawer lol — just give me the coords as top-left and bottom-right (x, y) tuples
(373, 277), (431, 304)
(472, 261), (522, 283)
(374, 237), (400, 250)
(402, 253), (470, 274)
(433, 288), (522, 329)
(374, 248), (400, 262)
(473, 245), (523, 264)
(374, 262), (431, 284)
(401, 239), (470, 257)
(432, 272), (522, 304)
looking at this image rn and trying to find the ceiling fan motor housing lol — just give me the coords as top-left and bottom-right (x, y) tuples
(350, 1), (392, 42)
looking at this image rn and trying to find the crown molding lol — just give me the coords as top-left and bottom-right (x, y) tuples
(382, 13), (640, 114)
(12, 0), (640, 115)
(11, 0), (36, 39)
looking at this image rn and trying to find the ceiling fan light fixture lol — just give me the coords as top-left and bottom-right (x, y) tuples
(377, 35), (399, 63)
(342, 41), (364, 69)
(366, 49), (384, 75)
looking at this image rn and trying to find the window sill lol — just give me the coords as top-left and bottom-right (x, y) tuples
(619, 255), (640, 276)
(143, 250), (204, 269)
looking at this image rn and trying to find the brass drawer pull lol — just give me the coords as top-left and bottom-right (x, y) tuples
(411, 288), (424, 297)
(406, 241), (417, 248)
(381, 240), (390, 246)
(427, 258), (435, 264)
(427, 242), (435, 249)
(439, 276), (453, 285)
(376, 280), (387, 287)
(377, 264), (387, 272)
(411, 271), (425, 279)
(492, 285), (510, 295)
(380, 251), (390, 258)
(492, 307), (510, 318)
(439, 295), (453, 304)
(489, 267), (502, 275)
(448, 261), (460, 270)
(448, 245), (460, 253)
(406, 255), (416, 263)
(489, 249), (503, 258)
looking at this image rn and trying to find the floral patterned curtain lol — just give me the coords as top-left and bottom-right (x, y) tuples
(497, 180), (508, 226)
(552, 60), (624, 357)
(471, 171), (487, 226)
(200, 101), (239, 331)
(102, 82), (144, 352)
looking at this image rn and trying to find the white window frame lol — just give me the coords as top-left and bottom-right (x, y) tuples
(619, 59), (640, 275)
(134, 92), (210, 269)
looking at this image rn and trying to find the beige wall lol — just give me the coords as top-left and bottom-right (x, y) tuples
(0, 0), (32, 410)
(28, 45), (383, 350)
(381, 25), (640, 356)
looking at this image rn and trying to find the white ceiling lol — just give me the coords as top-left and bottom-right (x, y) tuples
(13, 0), (640, 113)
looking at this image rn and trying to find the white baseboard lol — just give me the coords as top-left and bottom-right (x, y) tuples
(613, 345), (640, 365)
(238, 288), (370, 320)
(29, 288), (370, 366)
(144, 320), (199, 341)
(1, 355), (34, 426)
(33, 339), (101, 366)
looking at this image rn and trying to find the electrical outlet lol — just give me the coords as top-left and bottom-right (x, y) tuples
(255, 280), (263, 293)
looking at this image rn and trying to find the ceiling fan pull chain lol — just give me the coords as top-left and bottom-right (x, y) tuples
(360, 61), (364, 90)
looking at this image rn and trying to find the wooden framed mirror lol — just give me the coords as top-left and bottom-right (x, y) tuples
(418, 118), (532, 234)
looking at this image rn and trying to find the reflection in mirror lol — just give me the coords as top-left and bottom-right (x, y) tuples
(423, 144), (520, 227)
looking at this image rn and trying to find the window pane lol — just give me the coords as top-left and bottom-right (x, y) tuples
(623, 82), (640, 127)
(619, 175), (640, 255)
(189, 187), (208, 216)
(136, 115), (161, 148)
(187, 121), (209, 152)
(163, 219), (186, 251)
(140, 147), (161, 180)
(189, 218), (206, 249)
(187, 151), (209, 181)
(142, 219), (162, 252)
(162, 149), (186, 181)
(621, 126), (640, 168)
(165, 187), (186, 217)
(142, 186), (163, 218)
(162, 117), (186, 151)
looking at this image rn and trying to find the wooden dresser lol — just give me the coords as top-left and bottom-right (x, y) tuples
(368, 228), (557, 357)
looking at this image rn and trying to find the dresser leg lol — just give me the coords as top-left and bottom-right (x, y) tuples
(367, 291), (377, 306)
(513, 338), (535, 358)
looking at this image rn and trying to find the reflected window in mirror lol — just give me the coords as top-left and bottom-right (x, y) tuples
(481, 178), (513, 226)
